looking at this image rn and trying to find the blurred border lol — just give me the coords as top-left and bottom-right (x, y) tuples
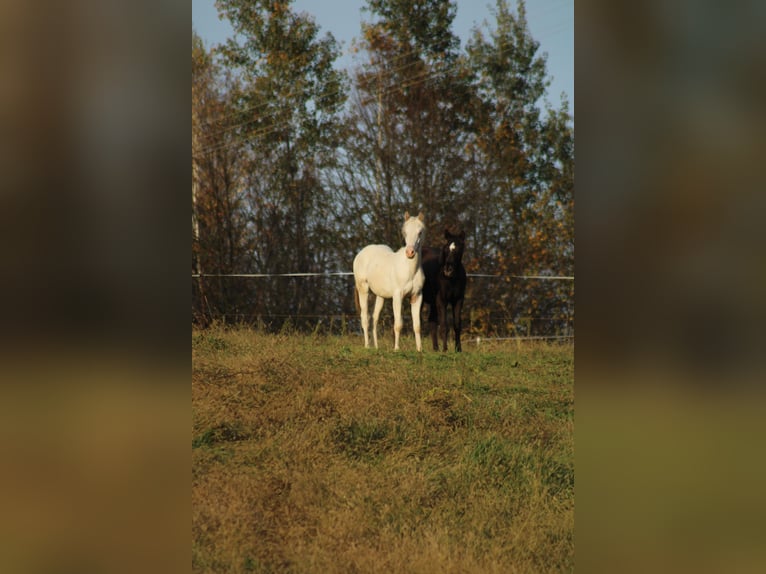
(3, 0), (765, 572)
(0, 1), (189, 573)
(576, 0), (766, 572)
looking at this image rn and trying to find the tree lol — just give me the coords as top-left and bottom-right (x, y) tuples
(332, 0), (474, 252)
(192, 30), (251, 324)
(214, 0), (348, 326)
(465, 0), (574, 335)
(191, 1), (574, 337)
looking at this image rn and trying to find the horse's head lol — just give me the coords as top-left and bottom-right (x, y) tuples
(440, 227), (465, 278)
(402, 211), (426, 259)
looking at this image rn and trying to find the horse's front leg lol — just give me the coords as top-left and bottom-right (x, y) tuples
(453, 298), (463, 352)
(410, 291), (423, 352)
(437, 295), (448, 352)
(372, 295), (385, 349)
(392, 291), (403, 351)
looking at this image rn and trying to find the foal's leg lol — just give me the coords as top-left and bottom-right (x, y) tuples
(453, 298), (464, 352)
(358, 285), (370, 348)
(372, 295), (385, 349)
(410, 291), (423, 352)
(437, 298), (448, 352)
(428, 302), (439, 351)
(392, 291), (403, 351)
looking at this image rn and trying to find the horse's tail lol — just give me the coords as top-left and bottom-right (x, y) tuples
(354, 286), (360, 313)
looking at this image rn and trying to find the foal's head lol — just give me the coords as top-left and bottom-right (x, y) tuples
(402, 212), (426, 259)
(440, 227), (466, 278)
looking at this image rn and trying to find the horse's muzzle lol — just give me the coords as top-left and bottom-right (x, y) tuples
(443, 265), (454, 277)
(406, 246), (416, 259)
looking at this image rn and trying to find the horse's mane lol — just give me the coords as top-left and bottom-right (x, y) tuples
(441, 221), (465, 241)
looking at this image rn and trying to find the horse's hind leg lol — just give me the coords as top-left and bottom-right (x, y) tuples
(428, 302), (439, 351)
(453, 298), (463, 352)
(358, 284), (370, 348)
(372, 295), (385, 349)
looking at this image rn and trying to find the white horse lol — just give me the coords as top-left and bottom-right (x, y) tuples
(353, 212), (426, 351)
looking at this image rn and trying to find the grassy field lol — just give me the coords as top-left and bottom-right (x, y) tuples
(192, 326), (574, 573)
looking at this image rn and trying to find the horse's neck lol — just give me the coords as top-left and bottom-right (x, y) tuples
(398, 248), (422, 272)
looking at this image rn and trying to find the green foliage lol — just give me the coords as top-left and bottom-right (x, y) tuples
(365, 0), (460, 60)
(216, 0), (347, 149)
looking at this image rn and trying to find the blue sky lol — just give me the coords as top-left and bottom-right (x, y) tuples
(192, 0), (573, 110)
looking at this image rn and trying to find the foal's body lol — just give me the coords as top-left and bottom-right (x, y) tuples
(353, 212), (426, 352)
(423, 227), (467, 352)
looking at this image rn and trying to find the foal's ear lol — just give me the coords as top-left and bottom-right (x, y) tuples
(404, 211), (410, 221)
(418, 212), (425, 222)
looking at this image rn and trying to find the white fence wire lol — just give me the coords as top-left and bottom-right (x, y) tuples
(192, 272), (574, 280)
(192, 271), (574, 342)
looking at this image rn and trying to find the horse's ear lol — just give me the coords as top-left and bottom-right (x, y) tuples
(404, 211), (410, 221)
(418, 212), (425, 222)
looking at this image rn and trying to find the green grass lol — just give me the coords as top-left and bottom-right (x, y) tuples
(192, 326), (574, 573)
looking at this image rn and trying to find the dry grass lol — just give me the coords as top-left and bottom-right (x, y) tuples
(192, 326), (573, 573)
